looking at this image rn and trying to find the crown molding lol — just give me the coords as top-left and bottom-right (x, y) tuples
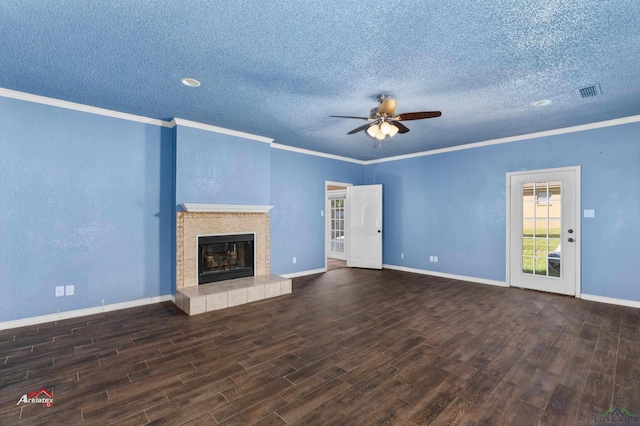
(171, 118), (273, 144)
(270, 143), (365, 165)
(5, 87), (639, 164)
(364, 114), (640, 165)
(0, 87), (172, 127)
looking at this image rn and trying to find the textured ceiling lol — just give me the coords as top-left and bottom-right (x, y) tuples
(2, 1), (640, 160)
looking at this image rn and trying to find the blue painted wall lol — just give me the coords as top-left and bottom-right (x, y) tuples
(365, 122), (640, 302)
(270, 149), (364, 275)
(2, 92), (639, 324)
(175, 125), (270, 207)
(0, 97), (174, 322)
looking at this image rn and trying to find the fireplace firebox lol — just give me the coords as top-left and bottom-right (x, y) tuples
(198, 234), (254, 284)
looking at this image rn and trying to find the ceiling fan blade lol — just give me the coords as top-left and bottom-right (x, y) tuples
(391, 121), (410, 134)
(330, 115), (371, 120)
(378, 98), (397, 116)
(395, 111), (442, 121)
(347, 122), (374, 135)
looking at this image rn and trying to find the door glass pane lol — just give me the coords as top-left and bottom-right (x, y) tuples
(522, 181), (561, 277)
(535, 238), (549, 257)
(330, 198), (345, 253)
(523, 256), (534, 274)
(534, 257), (548, 275)
(549, 238), (561, 253)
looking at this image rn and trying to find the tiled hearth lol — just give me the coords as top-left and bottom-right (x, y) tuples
(174, 204), (291, 316)
(174, 274), (292, 315)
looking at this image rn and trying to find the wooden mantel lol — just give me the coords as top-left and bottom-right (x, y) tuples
(181, 204), (274, 213)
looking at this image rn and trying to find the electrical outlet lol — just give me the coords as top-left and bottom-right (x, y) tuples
(293, 257), (297, 264)
(55, 286), (64, 297)
(434, 256), (438, 263)
(400, 253), (404, 259)
(65, 285), (74, 296)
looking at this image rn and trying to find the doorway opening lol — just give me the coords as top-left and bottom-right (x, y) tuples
(324, 182), (384, 271)
(325, 182), (351, 271)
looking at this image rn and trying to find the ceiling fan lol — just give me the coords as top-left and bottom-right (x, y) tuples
(331, 94), (441, 141)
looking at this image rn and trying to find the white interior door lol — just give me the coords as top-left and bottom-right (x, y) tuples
(507, 167), (580, 296)
(347, 184), (383, 269)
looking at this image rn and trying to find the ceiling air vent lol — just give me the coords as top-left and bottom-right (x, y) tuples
(576, 84), (601, 99)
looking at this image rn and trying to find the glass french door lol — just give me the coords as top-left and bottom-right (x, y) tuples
(328, 194), (346, 260)
(508, 168), (579, 295)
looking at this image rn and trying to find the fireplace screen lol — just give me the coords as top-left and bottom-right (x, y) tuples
(198, 234), (255, 284)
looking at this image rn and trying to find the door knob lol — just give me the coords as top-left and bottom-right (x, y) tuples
(377, 230), (381, 233)
(568, 237), (574, 242)
(568, 229), (574, 234)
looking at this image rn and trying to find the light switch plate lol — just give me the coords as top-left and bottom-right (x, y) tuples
(65, 285), (74, 296)
(55, 286), (64, 297)
(584, 209), (595, 218)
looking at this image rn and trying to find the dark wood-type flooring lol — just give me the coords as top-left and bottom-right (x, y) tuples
(1, 269), (640, 425)
(326, 258), (347, 271)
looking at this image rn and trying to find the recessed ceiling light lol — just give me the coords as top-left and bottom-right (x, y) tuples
(181, 78), (201, 87)
(533, 99), (552, 107)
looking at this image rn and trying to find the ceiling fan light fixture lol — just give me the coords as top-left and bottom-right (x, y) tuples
(331, 97), (441, 140)
(367, 124), (380, 138)
(379, 121), (392, 135)
(378, 97), (398, 116)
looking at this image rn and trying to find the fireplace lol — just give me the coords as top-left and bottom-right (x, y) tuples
(176, 207), (271, 289)
(198, 234), (255, 284)
(175, 206), (291, 316)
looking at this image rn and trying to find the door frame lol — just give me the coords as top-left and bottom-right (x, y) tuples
(505, 166), (581, 297)
(325, 181), (352, 270)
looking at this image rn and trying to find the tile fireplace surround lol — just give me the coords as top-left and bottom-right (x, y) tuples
(174, 204), (291, 315)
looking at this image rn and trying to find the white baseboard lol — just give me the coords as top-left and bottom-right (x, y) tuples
(0, 295), (175, 331)
(581, 293), (640, 309)
(382, 264), (508, 287)
(383, 265), (640, 308)
(280, 268), (327, 279)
